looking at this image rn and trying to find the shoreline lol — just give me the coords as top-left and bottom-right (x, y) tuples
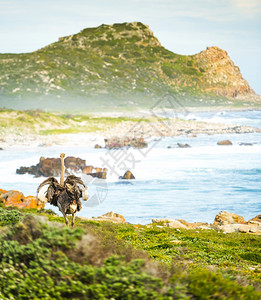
(1, 186), (260, 234)
(1, 117), (261, 148)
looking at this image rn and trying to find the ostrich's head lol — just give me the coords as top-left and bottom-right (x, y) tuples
(60, 153), (65, 159)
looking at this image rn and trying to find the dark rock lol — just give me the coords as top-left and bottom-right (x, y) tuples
(91, 168), (107, 179)
(217, 140), (232, 145)
(105, 137), (147, 149)
(0, 147), (3, 150)
(94, 144), (102, 149)
(120, 170), (135, 179)
(239, 143), (253, 146)
(16, 156), (107, 179)
(177, 143), (191, 148)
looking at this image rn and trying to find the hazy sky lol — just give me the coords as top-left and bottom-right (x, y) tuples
(1, 0), (260, 94)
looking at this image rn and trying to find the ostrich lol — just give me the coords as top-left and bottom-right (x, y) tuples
(37, 153), (89, 227)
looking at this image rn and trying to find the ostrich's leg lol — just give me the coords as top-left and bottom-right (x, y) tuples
(71, 212), (76, 228)
(62, 212), (69, 227)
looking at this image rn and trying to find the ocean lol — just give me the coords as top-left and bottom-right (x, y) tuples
(0, 110), (260, 224)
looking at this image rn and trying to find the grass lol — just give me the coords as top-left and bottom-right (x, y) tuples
(0, 108), (163, 136)
(0, 206), (260, 299)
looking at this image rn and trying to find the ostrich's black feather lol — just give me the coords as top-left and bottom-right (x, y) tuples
(37, 175), (86, 213)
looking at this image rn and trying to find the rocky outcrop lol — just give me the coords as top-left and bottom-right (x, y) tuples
(120, 170), (135, 180)
(194, 46), (254, 98)
(78, 211), (126, 224)
(0, 188), (44, 210)
(213, 211), (261, 234)
(16, 156), (107, 179)
(239, 143), (253, 146)
(151, 212), (261, 234)
(152, 218), (187, 229)
(152, 218), (212, 230)
(94, 144), (102, 149)
(214, 211), (246, 225)
(248, 215), (261, 225)
(217, 140), (232, 146)
(97, 211), (126, 223)
(177, 143), (191, 148)
(104, 137), (147, 149)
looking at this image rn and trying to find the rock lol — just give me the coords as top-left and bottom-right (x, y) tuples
(0, 189), (44, 210)
(152, 218), (187, 229)
(239, 143), (253, 146)
(177, 219), (209, 229)
(187, 134), (197, 138)
(16, 156), (107, 179)
(218, 224), (261, 234)
(91, 168), (107, 179)
(194, 46), (253, 98)
(217, 140), (232, 146)
(120, 170), (135, 180)
(0, 147), (3, 150)
(105, 137), (147, 149)
(0, 188), (8, 194)
(170, 239), (182, 244)
(97, 211), (126, 223)
(177, 143), (191, 148)
(82, 166), (94, 174)
(94, 144), (102, 149)
(248, 215), (261, 224)
(214, 211), (246, 225)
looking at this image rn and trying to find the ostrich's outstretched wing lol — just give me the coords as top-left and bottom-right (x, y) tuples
(37, 177), (60, 204)
(64, 175), (89, 201)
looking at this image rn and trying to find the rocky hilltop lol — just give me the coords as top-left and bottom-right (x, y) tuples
(0, 22), (258, 109)
(194, 46), (253, 97)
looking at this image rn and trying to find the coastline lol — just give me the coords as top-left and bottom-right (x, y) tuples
(1, 117), (260, 148)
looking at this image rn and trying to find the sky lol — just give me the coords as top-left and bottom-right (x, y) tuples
(1, 0), (260, 94)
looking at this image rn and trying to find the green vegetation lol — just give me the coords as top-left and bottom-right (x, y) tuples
(0, 108), (156, 136)
(0, 22), (256, 112)
(0, 205), (23, 226)
(0, 207), (260, 299)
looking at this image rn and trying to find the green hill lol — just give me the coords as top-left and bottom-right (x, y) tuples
(0, 22), (258, 112)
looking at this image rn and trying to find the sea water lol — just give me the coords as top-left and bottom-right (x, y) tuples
(0, 110), (260, 224)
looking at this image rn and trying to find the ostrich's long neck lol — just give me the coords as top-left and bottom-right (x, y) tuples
(60, 154), (65, 185)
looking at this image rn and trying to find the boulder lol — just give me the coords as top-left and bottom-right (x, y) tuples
(104, 137), (147, 149)
(248, 215), (261, 224)
(217, 140), (232, 146)
(97, 211), (126, 223)
(78, 211), (126, 224)
(16, 156), (107, 179)
(120, 170), (135, 179)
(177, 219), (210, 229)
(152, 218), (187, 229)
(91, 169), (107, 179)
(94, 144), (102, 149)
(82, 166), (94, 174)
(177, 143), (191, 148)
(0, 189), (44, 210)
(239, 143), (253, 146)
(218, 224), (261, 234)
(214, 211), (246, 225)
